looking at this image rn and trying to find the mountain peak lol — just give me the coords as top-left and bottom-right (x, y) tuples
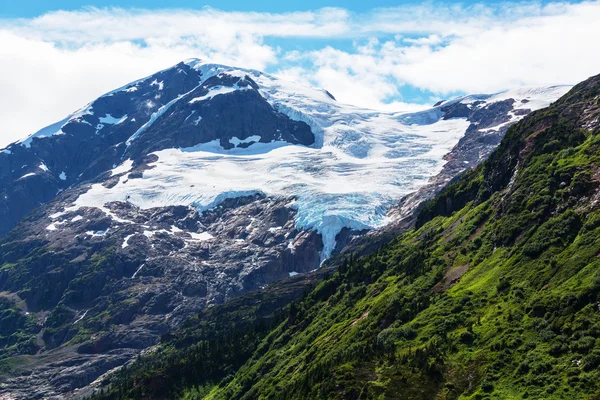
(0, 61), (571, 255)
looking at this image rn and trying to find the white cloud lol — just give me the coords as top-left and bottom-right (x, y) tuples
(0, 2), (598, 147)
(291, 1), (600, 101)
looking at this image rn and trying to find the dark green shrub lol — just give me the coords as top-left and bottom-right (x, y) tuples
(581, 352), (600, 371)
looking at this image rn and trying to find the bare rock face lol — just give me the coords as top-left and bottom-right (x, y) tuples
(124, 74), (314, 158)
(0, 192), (323, 398)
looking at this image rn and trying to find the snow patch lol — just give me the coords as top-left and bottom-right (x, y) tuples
(46, 222), (59, 231)
(59, 171), (67, 180)
(99, 114), (128, 125)
(20, 117), (69, 147)
(189, 84), (249, 104)
(49, 210), (67, 219)
(184, 110), (196, 122)
(110, 159), (134, 176)
(131, 263), (145, 279)
(19, 103), (93, 147)
(122, 234), (135, 248)
(18, 172), (36, 180)
(189, 232), (214, 241)
(126, 84), (202, 146)
(87, 229), (109, 237)
(73, 310), (89, 324)
(150, 79), (164, 90)
(486, 86), (572, 112)
(230, 136), (261, 147)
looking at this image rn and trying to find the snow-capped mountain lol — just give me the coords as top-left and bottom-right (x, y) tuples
(0, 59), (570, 257)
(0, 60), (571, 398)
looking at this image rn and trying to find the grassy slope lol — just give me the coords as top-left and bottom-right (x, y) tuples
(95, 75), (600, 400)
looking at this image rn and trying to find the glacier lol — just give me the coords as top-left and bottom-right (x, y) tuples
(43, 60), (571, 260)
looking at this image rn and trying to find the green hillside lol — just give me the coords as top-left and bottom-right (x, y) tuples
(93, 74), (600, 400)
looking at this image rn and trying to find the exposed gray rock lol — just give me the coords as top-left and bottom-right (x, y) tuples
(0, 192), (323, 398)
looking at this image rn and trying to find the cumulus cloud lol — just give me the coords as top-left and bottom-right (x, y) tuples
(0, 2), (598, 146)
(287, 1), (600, 107)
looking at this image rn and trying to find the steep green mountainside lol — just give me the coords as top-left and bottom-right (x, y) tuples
(94, 74), (600, 400)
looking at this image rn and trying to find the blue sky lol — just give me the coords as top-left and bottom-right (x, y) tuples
(0, 0), (521, 17)
(0, 0), (598, 145)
